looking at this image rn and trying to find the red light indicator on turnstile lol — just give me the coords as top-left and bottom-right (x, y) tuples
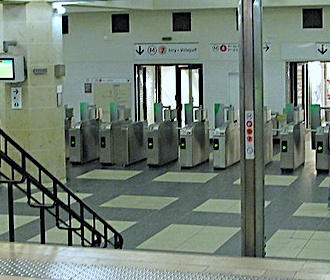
(247, 136), (253, 142)
(246, 128), (253, 135)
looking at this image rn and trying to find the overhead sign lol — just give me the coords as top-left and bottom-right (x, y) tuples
(134, 43), (199, 60)
(85, 78), (130, 84)
(316, 42), (329, 56)
(210, 42), (271, 57)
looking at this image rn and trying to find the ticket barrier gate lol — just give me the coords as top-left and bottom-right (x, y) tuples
(65, 106), (74, 159)
(212, 104), (240, 169)
(179, 104), (209, 168)
(147, 103), (178, 166)
(311, 105), (330, 172)
(69, 103), (99, 164)
(264, 108), (273, 165)
(315, 125), (329, 172)
(280, 104), (305, 171)
(99, 103), (131, 165)
(112, 121), (147, 166)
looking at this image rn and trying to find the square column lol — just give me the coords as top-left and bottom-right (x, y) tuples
(1, 2), (65, 180)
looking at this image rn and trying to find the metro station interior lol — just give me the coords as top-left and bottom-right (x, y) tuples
(0, 1), (329, 279)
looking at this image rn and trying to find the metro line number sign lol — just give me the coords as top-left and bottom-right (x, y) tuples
(135, 43), (199, 60)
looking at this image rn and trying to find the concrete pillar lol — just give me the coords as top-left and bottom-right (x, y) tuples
(0, 2), (66, 180)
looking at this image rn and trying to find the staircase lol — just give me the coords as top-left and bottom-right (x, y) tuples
(0, 128), (123, 249)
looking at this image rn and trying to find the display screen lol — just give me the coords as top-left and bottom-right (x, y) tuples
(0, 58), (15, 80)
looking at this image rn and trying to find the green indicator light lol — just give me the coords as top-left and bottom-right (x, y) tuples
(71, 141), (75, 145)
(283, 146), (287, 150)
(149, 143), (153, 146)
(214, 144), (219, 148)
(181, 143), (185, 147)
(318, 146), (323, 151)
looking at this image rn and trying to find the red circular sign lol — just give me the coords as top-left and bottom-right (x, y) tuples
(246, 128), (253, 135)
(246, 120), (253, 127)
(220, 45), (228, 52)
(247, 136), (253, 142)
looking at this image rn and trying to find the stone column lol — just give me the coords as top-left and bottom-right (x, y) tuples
(1, 2), (66, 181)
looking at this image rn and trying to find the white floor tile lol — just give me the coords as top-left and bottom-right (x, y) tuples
(77, 169), (143, 180)
(100, 195), (178, 210)
(193, 199), (271, 214)
(234, 175), (297, 186)
(153, 172), (218, 184)
(293, 203), (330, 218)
(319, 177), (329, 188)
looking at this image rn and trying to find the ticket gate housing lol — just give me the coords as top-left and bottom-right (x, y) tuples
(264, 108), (273, 165)
(69, 119), (99, 163)
(147, 121), (178, 166)
(280, 123), (305, 171)
(212, 104), (240, 169)
(213, 123), (240, 168)
(112, 121), (147, 166)
(179, 105), (209, 168)
(180, 122), (209, 168)
(99, 120), (128, 165)
(315, 125), (329, 172)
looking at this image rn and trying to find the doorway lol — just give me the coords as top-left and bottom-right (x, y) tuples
(134, 64), (203, 126)
(288, 61), (330, 127)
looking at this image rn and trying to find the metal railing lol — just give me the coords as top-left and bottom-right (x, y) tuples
(0, 128), (123, 249)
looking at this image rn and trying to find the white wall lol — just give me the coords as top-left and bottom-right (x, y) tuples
(63, 6), (330, 124)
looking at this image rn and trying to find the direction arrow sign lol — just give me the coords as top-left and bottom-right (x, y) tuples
(136, 45), (144, 56)
(318, 44), (328, 55)
(316, 42), (330, 56)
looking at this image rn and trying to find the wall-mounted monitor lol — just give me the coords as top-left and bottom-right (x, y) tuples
(0, 56), (26, 83)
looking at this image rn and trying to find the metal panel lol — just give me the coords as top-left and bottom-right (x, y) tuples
(179, 121), (209, 168)
(239, 0), (265, 257)
(147, 120), (178, 166)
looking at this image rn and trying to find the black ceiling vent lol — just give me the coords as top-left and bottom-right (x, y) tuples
(173, 12), (191, 32)
(112, 14), (130, 33)
(303, 8), (323, 29)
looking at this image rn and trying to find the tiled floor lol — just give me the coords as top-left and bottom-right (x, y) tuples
(100, 195), (178, 210)
(0, 142), (329, 263)
(266, 229), (330, 261)
(153, 172), (218, 183)
(137, 224), (240, 253)
(14, 192), (92, 204)
(0, 215), (39, 235)
(234, 175), (298, 186)
(193, 199), (271, 214)
(292, 203), (330, 218)
(77, 169), (143, 180)
(28, 220), (136, 245)
(319, 177), (329, 188)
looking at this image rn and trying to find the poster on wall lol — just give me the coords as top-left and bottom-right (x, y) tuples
(134, 43), (199, 60)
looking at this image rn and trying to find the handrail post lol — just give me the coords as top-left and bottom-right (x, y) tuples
(8, 182), (15, 242)
(40, 208), (46, 244)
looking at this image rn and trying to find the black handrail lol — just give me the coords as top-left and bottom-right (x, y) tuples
(0, 128), (123, 249)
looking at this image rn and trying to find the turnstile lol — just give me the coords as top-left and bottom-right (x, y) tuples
(112, 121), (147, 166)
(280, 104), (305, 171)
(99, 120), (128, 165)
(179, 105), (209, 168)
(315, 125), (329, 172)
(264, 108), (273, 165)
(212, 104), (240, 169)
(65, 106), (73, 159)
(69, 103), (100, 164)
(147, 103), (178, 166)
(69, 119), (100, 163)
